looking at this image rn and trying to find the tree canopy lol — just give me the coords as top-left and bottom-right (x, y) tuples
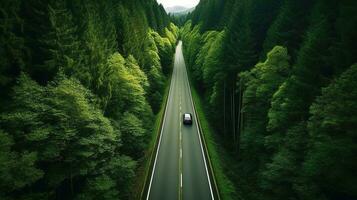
(0, 0), (178, 199)
(182, 0), (357, 199)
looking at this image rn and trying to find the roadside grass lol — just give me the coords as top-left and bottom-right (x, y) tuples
(130, 75), (171, 200)
(191, 86), (240, 200)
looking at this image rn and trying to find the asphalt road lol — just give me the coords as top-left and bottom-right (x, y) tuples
(146, 41), (213, 200)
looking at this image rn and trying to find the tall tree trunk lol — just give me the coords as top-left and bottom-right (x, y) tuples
(239, 85), (244, 152)
(223, 80), (226, 138)
(236, 80), (242, 153)
(70, 162), (73, 196)
(232, 87), (236, 147)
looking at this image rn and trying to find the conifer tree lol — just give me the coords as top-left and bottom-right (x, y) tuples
(302, 63), (357, 199)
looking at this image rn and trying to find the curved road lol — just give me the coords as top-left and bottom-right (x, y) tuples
(146, 41), (214, 200)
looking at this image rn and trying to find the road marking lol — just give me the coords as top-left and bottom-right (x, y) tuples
(147, 41), (215, 200)
(183, 57), (215, 200)
(146, 58), (175, 200)
(180, 173), (183, 188)
(179, 128), (182, 143)
(179, 104), (183, 199)
(180, 98), (182, 112)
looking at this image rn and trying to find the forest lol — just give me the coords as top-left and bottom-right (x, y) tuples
(1, 0), (357, 199)
(0, 0), (178, 199)
(181, 0), (357, 200)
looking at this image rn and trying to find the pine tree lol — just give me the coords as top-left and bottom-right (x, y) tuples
(0, 0), (175, 199)
(182, 0), (357, 199)
(261, 0), (312, 60)
(0, 129), (43, 198)
(0, 0), (25, 102)
(43, 0), (82, 78)
(238, 46), (290, 188)
(302, 63), (357, 200)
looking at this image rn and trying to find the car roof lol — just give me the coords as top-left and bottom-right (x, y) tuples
(184, 113), (191, 118)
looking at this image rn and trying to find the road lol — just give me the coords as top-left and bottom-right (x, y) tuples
(146, 41), (214, 200)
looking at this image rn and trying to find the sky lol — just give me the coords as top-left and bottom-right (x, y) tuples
(156, 0), (200, 8)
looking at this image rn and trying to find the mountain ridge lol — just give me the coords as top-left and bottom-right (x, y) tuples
(165, 5), (192, 13)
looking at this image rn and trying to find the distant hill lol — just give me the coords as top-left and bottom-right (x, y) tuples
(166, 6), (195, 17)
(165, 6), (188, 13)
(165, 6), (195, 15)
(174, 7), (195, 16)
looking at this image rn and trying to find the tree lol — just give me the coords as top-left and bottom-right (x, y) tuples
(194, 31), (220, 87)
(143, 31), (166, 112)
(43, 0), (83, 78)
(0, 74), (125, 199)
(0, 130), (43, 199)
(261, 0), (312, 60)
(105, 53), (152, 120)
(120, 112), (146, 158)
(150, 30), (174, 75)
(182, 0), (357, 199)
(238, 46), (290, 188)
(0, 0), (176, 199)
(302, 63), (357, 200)
(0, 0), (25, 101)
(125, 55), (149, 90)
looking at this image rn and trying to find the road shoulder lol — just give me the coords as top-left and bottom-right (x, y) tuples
(132, 74), (172, 200)
(190, 86), (240, 200)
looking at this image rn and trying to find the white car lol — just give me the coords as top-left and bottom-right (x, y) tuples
(183, 113), (193, 125)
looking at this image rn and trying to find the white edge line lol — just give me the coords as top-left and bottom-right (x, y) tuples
(182, 45), (215, 199)
(146, 63), (175, 200)
(189, 80), (215, 200)
(180, 173), (183, 188)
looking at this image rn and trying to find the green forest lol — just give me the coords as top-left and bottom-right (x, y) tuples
(1, 0), (357, 199)
(181, 0), (357, 200)
(0, 0), (178, 199)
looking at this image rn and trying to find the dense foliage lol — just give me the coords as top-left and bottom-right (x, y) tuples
(182, 0), (357, 199)
(0, 0), (178, 199)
